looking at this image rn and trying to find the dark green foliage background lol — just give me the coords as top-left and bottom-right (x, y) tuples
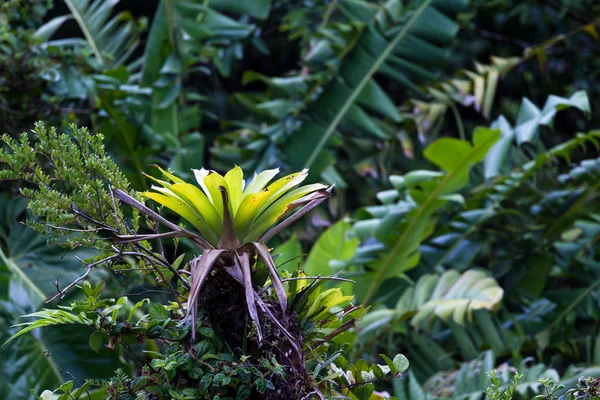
(1, 0), (599, 399)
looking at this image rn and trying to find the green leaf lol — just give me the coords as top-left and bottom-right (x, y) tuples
(255, 378), (273, 394)
(236, 385), (252, 400)
(210, 0), (272, 19)
(484, 91), (592, 178)
(424, 127), (500, 193)
(148, 303), (169, 321)
(351, 382), (374, 399)
(284, 0), (465, 170)
(272, 236), (303, 272)
(355, 129), (500, 305)
(394, 270), (503, 329)
(88, 331), (104, 353)
(62, 0), (140, 67)
(393, 354), (410, 374)
(302, 220), (358, 295)
(34, 16), (72, 40)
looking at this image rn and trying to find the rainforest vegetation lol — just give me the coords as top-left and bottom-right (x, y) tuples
(1, 0), (600, 399)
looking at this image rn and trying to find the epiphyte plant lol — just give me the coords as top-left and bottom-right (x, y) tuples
(114, 166), (332, 344)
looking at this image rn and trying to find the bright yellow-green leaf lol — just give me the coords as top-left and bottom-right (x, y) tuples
(243, 168), (280, 195)
(144, 174), (222, 237)
(141, 191), (218, 244)
(233, 189), (273, 240)
(255, 169), (309, 215)
(305, 288), (353, 321)
(143, 165), (327, 246)
(143, 172), (172, 188)
(168, 182), (222, 236)
(203, 171), (229, 218)
(244, 183), (326, 242)
(224, 165), (244, 216)
(154, 165), (185, 184)
(234, 170), (309, 239)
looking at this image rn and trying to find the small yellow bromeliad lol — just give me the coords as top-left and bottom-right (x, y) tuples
(114, 166), (331, 346)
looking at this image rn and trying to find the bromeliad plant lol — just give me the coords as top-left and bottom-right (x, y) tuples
(0, 124), (409, 399)
(114, 166), (332, 343)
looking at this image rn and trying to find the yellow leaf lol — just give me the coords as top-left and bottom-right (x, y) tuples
(256, 169), (309, 215)
(203, 171), (229, 219)
(306, 288), (353, 321)
(243, 168), (280, 195)
(141, 191), (218, 245)
(233, 189), (273, 240)
(153, 165), (185, 184)
(169, 183), (222, 237)
(244, 184), (327, 242)
(224, 165), (244, 216)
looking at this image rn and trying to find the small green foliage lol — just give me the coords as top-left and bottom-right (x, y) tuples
(0, 122), (139, 251)
(484, 369), (521, 400)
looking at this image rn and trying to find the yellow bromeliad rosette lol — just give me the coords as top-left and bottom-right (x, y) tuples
(114, 166), (331, 346)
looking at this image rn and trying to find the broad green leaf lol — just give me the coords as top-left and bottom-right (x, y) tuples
(424, 127), (500, 193)
(244, 183), (326, 242)
(88, 331), (104, 353)
(141, 191), (218, 244)
(224, 166), (244, 216)
(272, 236), (303, 272)
(203, 171), (230, 218)
(284, 0), (465, 170)
(302, 221), (359, 290)
(243, 168), (280, 195)
(356, 129), (500, 305)
(395, 270), (503, 329)
(393, 354), (410, 374)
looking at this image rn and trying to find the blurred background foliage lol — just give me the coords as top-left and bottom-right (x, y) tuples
(1, 0), (600, 398)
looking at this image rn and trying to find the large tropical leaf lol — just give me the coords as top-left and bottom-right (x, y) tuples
(137, 0), (259, 180)
(352, 128), (500, 305)
(394, 270), (503, 329)
(38, 0), (141, 68)
(284, 0), (468, 170)
(302, 220), (359, 277)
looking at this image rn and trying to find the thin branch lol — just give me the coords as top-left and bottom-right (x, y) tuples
(480, 29), (531, 48)
(46, 253), (124, 302)
(130, 241), (190, 290)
